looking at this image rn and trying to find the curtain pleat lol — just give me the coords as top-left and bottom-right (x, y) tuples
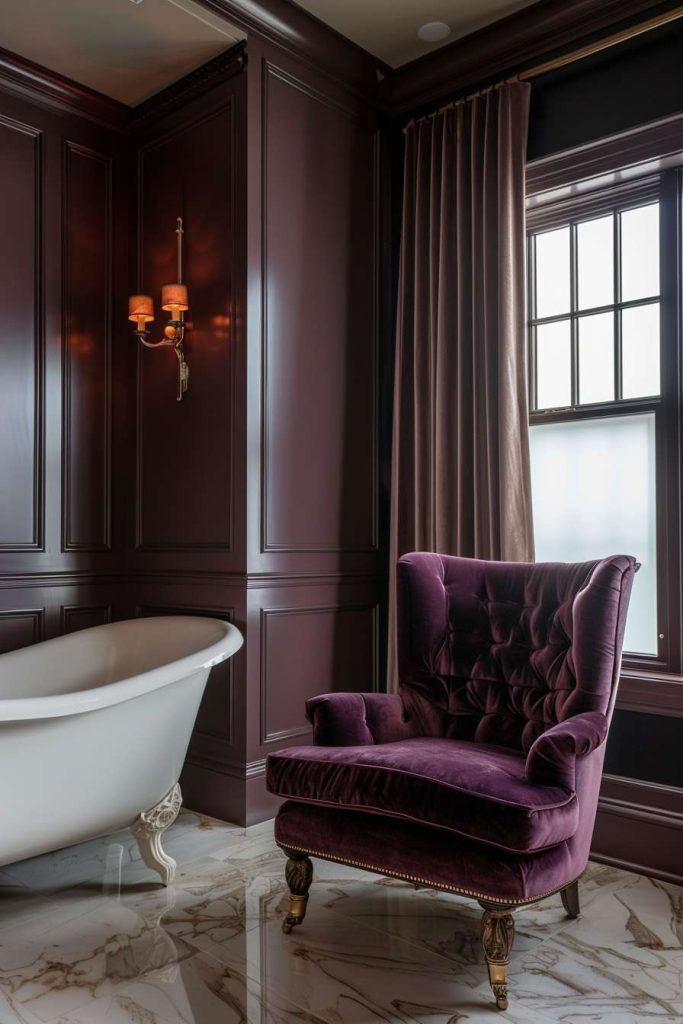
(388, 83), (535, 690)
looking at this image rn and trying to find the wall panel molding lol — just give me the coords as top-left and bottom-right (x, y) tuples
(61, 140), (113, 552)
(260, 601), (379, 744)
(0, 608), (45, 653)
(0, 568), (383, 589)
(0, 113), (44, 553)
(592, 773), (683, 884)
(60, 604), (112, 634)
(0, 570), (128, 589)
(260, 60), (380, 555)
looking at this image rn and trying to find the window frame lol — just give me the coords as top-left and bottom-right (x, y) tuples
(526, 166), (683, 689)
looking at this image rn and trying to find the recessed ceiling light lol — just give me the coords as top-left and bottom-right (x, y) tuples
(417, 21), (452, 43)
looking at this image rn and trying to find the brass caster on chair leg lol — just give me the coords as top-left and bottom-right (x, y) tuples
(479, 903), (515, 1011)
(282, 894), (309, 934)
(282, 855), (313, 934)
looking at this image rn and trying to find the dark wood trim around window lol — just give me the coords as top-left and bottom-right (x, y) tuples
(527, 110), (683, 204)
(526, 128), (683, 718)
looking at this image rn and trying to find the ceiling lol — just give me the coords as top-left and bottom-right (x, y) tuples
(289, 0), (542, 67)
(0, 0), (543, 104)
(0, 0), (245, 106)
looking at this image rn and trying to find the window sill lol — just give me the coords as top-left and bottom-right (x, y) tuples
(617, 669), (683, 718)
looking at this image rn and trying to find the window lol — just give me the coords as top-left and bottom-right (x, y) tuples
(526, 170), (682, 669)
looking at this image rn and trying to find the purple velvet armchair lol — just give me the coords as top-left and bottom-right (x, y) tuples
(266, 552), (636, 1009)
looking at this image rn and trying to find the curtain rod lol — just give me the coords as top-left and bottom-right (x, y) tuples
(404, 3), (683, 130)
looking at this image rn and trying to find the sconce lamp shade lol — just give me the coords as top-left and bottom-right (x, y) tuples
(128, 294), (155, 322)
(161, 283), (189, 312)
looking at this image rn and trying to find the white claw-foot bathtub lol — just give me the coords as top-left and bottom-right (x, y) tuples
(0, 616), (242, 884)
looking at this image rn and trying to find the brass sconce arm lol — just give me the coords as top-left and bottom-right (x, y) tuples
(136, 321), (189, 402)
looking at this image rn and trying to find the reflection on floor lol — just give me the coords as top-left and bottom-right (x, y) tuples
(0, 811), (680, 1023)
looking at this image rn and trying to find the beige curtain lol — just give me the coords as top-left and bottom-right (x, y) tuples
(389, 82), (534, 688)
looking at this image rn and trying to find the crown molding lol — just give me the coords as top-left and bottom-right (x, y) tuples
(0, 42), (247, 135)
(193, 0), (387, 102)
(0, 45), (129, 132)
(130, 42), (246, 129)
(0, 0), (676, 129)
(386, 0), (680, 115)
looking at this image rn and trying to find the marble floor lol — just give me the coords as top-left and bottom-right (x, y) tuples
(0, 812), (680, 1024)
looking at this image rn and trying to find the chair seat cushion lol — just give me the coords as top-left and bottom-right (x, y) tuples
(266, 738), (578, 854)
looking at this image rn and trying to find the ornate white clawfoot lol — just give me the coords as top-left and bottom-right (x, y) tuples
(131, 784), (182, 885)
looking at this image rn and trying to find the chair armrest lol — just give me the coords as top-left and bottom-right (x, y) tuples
(305, 692), (423, 746)
(525, 712), (608, 790)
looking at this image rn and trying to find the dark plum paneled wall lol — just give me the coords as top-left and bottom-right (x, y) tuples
(259, 603), (377, 745)
(261, 64), (378, 556)
(0, 84), (128, 646)
(129, 67), (249, 821)
(0, 35), (383, 827)
(130, 44), (384, 824)
(135, 101), (237, 556)
(63, 142), (113, 552)
(604, 711), (683, 788)
(0, 115), (41, 549)
(242, 42), (382, 823)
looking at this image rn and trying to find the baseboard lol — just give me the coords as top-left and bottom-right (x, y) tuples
(592, 773), (683, 883)
(181, 758), (280, 827)
(180, 759), (247, 827)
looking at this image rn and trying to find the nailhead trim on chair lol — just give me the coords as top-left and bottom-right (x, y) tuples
(278, 841), (580, 907)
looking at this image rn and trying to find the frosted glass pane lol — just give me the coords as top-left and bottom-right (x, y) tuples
(535, 227), (570, 318)
(578, 312), (614, 404)
(622, 304), (660, 399)
(621, 204), (659, 301)
(577, 215), (614, 310)
(530, 413), (657, 654)
(536, 321), (571, 410)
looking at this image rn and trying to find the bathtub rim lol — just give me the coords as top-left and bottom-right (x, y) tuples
(0, 616), (243, 722)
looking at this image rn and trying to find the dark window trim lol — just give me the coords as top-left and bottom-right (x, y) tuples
(526, 110), (683, 203)
(528, 176), (661, 230)
(525, 129), (683, 719)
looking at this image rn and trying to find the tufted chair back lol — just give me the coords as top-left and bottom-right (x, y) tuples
(397, 553), (637, 753)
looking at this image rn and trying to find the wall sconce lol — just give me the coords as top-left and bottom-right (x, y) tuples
(129, 217), (189, 402)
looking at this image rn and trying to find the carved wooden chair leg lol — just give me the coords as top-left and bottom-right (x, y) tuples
(131, 783), (182, 886)
(479, 903), (515, 1010)
(561, 879), (581, 918)
(282, 854), (313, 934)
